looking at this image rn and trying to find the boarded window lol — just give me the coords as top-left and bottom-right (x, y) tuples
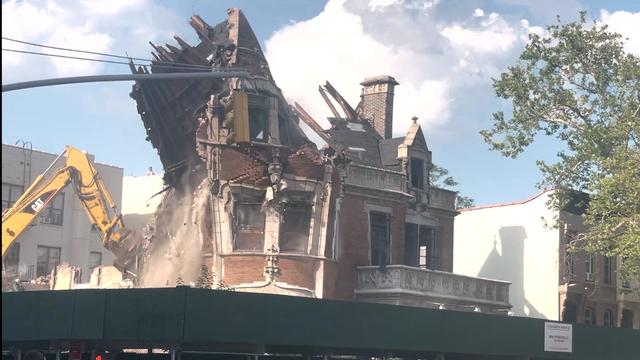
(280, 192), (313, 253)
(233, 193), (265, 252)
(370, 211), (390, 266)
(36, 246), (61, 277)
(410, 158), (424, 190)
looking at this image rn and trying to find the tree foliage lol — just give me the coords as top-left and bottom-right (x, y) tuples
(429, 164), (476, 209)
(481, 12), (640, 280)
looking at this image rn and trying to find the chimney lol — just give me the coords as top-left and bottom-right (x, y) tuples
(359, 75), (399, 139)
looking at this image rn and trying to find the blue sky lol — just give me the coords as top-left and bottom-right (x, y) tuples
(2, 0), (639, 206)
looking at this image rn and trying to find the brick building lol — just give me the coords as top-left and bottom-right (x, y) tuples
(127, 9), (510, 313)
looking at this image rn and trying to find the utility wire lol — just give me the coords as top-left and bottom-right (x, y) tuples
(1, 48), (239, 73)
(2, 36), (212, 71)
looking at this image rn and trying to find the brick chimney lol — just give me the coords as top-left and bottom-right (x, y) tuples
(359, 75), (399, 139)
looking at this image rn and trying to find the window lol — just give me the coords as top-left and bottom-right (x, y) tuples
(279, 192), (312, 253)
(404, 223), (419, 267)
(561, 300), (577, 323)
(621, 309), (633, 328)
(36, 246), (61, 277)
(565, 252), (575, 281)
(604, 309), (613, 327)
(248, 94), (269, 141)
(2, 183), (24, 212)
(370, 211), (390, 266)
(584, 307), (596, 325)
(585, 253), (594, 282)
(40, 193), (64, 225)
(4, 243), (20, 277)
(603, 256), (613, 285)
(410, 158), (424, 190)
(233, 197), (265, 251)
(89, 252), (102, 273)
(405, 224), (439, 270)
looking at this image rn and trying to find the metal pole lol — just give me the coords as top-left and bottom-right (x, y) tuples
(2, 71), (252, 92)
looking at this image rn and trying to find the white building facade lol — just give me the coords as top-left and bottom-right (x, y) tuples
(454, 190), (639, 329)
(2, 144), (122, 283)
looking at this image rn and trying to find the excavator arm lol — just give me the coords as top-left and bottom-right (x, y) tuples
(2, 146), (139, 272)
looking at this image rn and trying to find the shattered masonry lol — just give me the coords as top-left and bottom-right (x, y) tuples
(125, 8), (461, 302)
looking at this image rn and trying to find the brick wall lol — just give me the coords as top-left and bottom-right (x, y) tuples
(332, 193), (407, 300)
(278, 257), (317, 290)
(222, 255), (265, 285)
(361, 91), (395, 139)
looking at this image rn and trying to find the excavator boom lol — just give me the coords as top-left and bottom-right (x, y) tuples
(1, 146), (139, 272)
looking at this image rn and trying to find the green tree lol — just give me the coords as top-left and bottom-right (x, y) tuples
(481, 12), (640, 279)
(429, 164), (476, 209)
(195, 265), (214, 289)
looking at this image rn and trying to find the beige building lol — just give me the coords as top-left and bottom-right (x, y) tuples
(454, 190), (639, 328)
(2, 143), (122, 283)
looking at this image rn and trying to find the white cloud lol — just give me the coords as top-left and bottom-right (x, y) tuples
(599, 10), (640, 55)
(473, 8), (484, 17)
(265, 0), (538, 136)
(2, 0), (185, 82)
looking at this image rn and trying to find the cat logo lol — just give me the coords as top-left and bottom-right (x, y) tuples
(31, 198), (45, 212)
(22, 190), (55, 215)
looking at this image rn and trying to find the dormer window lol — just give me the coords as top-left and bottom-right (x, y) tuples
(410, 157), (424, 189)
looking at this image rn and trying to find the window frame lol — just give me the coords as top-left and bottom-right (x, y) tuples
(36, 245), (61, 277)
(40, 192), (65, 226)
(233, 199), (266, 252)
(279, 193), (313, 254)
(603, 309), (613, 327)
(584, 307), (596, 325)
(2, 183), (24, 212)
(410, 157), (425, 190)
(585, 253), (594, 282)
(369, 211), (391, 266)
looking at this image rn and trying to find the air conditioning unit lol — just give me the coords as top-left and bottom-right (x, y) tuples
(41, 217), (52, 224)
(586, 272), (594, 282)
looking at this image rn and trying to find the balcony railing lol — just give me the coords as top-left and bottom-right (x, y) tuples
(429, 187), (457, 212)
(345, 164), (406, 192)
(356, 265), (511, 309)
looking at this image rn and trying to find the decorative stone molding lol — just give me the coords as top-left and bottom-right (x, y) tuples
(355, 265), (511, 308)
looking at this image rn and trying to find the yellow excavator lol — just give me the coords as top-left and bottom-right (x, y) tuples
(1, 145), (139, 274)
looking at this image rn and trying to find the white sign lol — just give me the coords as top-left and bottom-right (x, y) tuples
(544, 322), (573, 353)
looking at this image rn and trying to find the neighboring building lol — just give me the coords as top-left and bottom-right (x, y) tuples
(126, 9), (511, 314)
(454, 190), (639, 328)
(2, 143), (122, 283)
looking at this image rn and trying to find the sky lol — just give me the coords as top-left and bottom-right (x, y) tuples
(2, 0), (639, 206)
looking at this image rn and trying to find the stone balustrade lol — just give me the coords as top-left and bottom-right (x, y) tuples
(355, 265), (511, 312)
